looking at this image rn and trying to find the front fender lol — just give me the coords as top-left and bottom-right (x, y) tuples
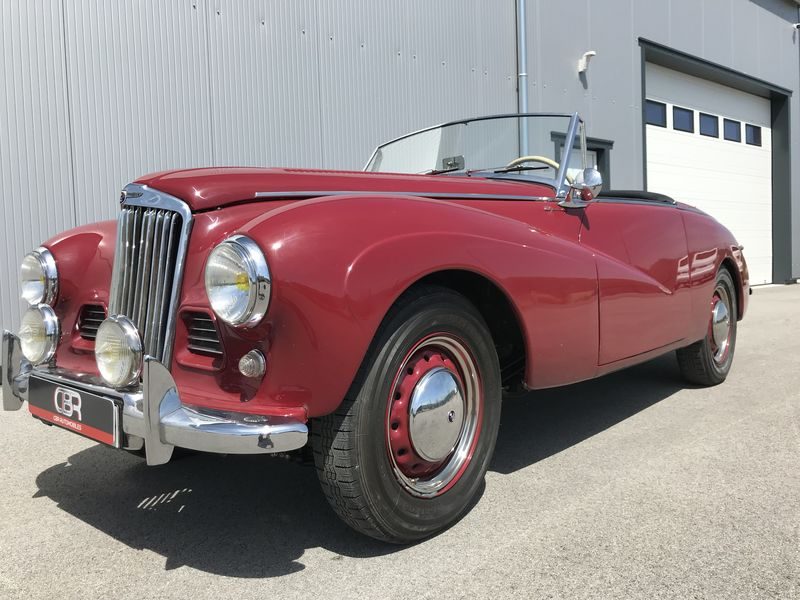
(230, 195), (598, 417)
(44, 221), (117, 375)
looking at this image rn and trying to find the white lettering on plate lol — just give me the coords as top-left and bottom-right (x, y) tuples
(54, 387), (83, 422)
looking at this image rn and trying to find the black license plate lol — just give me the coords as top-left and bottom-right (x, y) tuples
(27, 376), (121, 447)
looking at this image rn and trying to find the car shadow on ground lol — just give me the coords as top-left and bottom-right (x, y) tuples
(491, 353), (686, 474)
(33, 354), (686, 577)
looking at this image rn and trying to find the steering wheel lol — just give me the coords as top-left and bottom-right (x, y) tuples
(505, 155), (574, 184)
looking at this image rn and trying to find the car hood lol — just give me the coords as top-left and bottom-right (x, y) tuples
(135, 167), (554, 212)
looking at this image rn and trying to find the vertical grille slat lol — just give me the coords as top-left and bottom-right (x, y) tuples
(124, 208), (140, 314)
(155, 214), (179, 359)
(145, 211), (167, 352)
(132, 210), (149, 324)
(135, 210), (156, 325)
(109, 203), (185, 364)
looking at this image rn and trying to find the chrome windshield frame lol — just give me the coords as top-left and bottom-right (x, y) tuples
(364, 112), (584, 199)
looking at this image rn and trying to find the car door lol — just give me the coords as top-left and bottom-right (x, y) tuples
(459, 195), (600, 387)
(578, 199), (692, 365)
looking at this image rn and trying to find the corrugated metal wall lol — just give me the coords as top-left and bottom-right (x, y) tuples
(3, 0), (799, 331)
(0, 0), (517, 331)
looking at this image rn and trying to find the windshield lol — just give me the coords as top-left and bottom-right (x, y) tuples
(365, 113), (585, 191)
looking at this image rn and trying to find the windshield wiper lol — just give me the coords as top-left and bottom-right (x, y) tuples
(490, 165), (550, 174)
(420, 166), (463, 175)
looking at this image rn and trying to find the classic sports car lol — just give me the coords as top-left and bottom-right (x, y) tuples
(2, 113), (748, 543)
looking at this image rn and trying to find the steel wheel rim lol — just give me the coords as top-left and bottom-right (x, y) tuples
(710, 284), (732, 364)
(386, 334), (482, 498)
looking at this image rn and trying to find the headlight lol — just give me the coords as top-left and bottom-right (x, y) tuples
(19, 305), (60, 364)
(20, 247), (58, 306)
(204, 235), (271, 327)
(95, 316), (143, 388)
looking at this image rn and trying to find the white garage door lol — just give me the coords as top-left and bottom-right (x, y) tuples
(645, 63), (773, 285)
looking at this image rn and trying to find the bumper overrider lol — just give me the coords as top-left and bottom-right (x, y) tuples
(2, 330), (308, 465)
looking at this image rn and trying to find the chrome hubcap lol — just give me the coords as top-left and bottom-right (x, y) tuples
(408, 367), (465, 462)
(711, 300), (730, 348)
(710, 286), (732, 363)
(386, 335), (482, 498)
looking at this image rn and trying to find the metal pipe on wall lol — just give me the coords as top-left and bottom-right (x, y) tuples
(516, 0), (529, 155)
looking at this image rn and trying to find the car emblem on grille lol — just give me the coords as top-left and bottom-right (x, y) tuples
(54, 387), (82, 421)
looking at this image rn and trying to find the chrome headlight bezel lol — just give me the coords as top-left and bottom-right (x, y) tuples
(20, 247), (58, 306)
(204, 235), (271, 328)
(19, 304), (60, 365)
(95, 315), (143, 389)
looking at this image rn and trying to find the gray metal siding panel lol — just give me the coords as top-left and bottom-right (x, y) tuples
(204, 0), (515, 171)
(0, 0), (75, 332)
(0, 0), (518, 332)
(527, 0), (643, 188)
(64, 0), (214, 227)
(667, 0), (705, 57)
(205, 0), (324, 168)
(315, 0), (517, 169)
(701, 0), (735, 65)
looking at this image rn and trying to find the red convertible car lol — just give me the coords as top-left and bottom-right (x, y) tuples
(2, 113), (748, 543)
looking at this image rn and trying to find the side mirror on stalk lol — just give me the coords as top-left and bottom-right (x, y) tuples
(560, 168), (603, 208)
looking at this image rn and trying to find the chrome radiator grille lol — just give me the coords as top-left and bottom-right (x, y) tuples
(108, 200), (185, 363)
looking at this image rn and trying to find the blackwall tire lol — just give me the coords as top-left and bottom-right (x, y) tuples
(312, 286), (502, 543)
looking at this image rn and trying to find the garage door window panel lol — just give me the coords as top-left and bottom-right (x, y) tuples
(699, 113), (719, 138)
(672, 106), (694, 133)
(746, 124), (762, 147)
(724, 119), (741, 142)
(645, 100), (667, 127)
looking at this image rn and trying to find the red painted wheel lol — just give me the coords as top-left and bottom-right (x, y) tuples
(313, 286), (502, 543)
(677, 267), (738, 386)
(386, 334), (482, 497)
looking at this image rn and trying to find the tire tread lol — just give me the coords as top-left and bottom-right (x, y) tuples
(312, 286), (496, 542)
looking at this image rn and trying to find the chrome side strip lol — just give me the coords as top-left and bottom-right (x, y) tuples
(254, 190), (554, 202)
(594, 198), (678, 208)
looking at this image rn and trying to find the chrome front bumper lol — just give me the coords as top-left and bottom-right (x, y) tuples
(1, 330), (308, 465)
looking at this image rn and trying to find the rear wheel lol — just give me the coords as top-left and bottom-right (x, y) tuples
(676, 268), (738, 386)
(312, 287), (502, 543)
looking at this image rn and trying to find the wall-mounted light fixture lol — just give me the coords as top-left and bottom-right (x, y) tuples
(577, 50), (597, 74)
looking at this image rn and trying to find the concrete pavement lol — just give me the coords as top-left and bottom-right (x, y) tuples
(1, 285), (798, 599)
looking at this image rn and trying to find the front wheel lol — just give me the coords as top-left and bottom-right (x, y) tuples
(312, 287), (502, 543)
(676, 268), (738, 386)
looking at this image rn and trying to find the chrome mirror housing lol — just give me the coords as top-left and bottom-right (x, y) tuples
(561, 168), (603, 208)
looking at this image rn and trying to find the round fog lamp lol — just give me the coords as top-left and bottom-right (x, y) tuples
(95, 316), (143, 388)
(19, 305), (60, 364)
